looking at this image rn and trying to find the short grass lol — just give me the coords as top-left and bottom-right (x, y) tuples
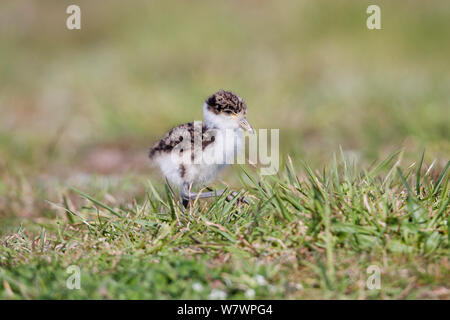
(1, 151), (448, 299)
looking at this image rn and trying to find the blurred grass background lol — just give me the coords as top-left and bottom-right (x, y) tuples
(0, 0), (449, 228)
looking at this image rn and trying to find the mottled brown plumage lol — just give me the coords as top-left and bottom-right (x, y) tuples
(206, 90), (247, 115)
(148, 122), (216, 160)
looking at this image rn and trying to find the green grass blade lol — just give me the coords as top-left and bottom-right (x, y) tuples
(71, 187), (122, 218)
(432, 161), (450, 196)
(416, 149), (425, 196)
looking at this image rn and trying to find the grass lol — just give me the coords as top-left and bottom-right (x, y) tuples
(0, 151), (448, 299)
(0, 0), (449, 299)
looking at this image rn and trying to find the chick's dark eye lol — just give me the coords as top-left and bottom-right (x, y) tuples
(224, 110), (232, 114)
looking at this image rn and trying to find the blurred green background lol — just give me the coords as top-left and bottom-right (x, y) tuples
(0, 0), (449, 227)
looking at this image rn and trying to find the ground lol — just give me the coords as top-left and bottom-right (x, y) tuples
(0, 1), (449, 299)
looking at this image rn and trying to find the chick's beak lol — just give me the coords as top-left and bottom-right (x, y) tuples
(239, 118), (254, 133)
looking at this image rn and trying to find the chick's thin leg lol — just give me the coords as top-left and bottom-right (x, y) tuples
(182, 184), (248, 206)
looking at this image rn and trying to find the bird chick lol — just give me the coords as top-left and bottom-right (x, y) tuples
(149, 90), (254, 207)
